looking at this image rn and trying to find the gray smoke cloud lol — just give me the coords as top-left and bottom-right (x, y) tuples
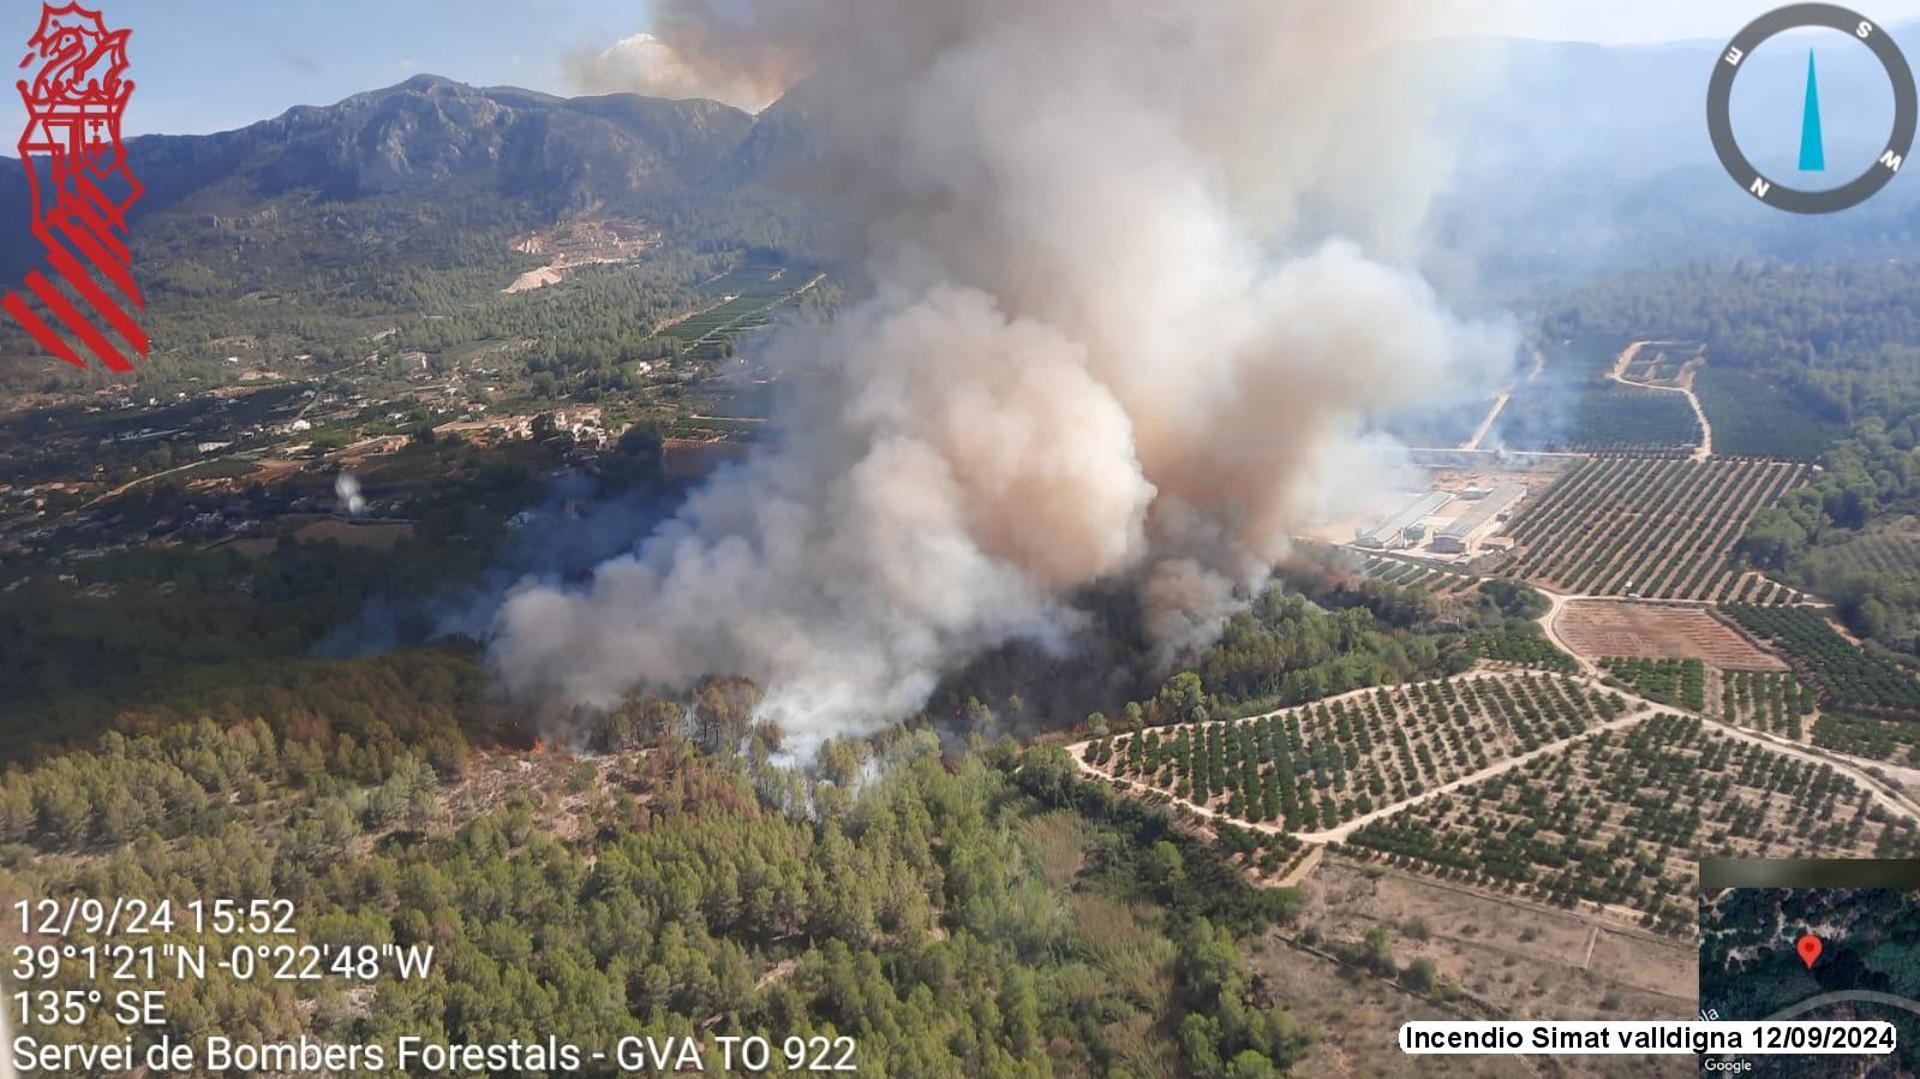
(504, 0), (1518, 754)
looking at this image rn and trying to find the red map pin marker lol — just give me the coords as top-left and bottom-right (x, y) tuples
(1797, 933), (1823, 969)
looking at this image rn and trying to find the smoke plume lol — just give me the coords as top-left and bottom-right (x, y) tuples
(504, 0), (1516, 753)
(569, 32), (783, 111)
(334, 470), (366, 517)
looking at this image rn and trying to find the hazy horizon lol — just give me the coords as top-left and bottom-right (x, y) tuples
(11, 2), (1920, 141)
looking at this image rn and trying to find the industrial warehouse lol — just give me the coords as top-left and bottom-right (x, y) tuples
(1350, 482), (1528, 563)
(1432, 483), (1527, 553)
(1353, 491), (1451, 550)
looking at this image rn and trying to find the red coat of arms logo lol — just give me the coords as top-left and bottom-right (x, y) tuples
(5, 2), (145, 372)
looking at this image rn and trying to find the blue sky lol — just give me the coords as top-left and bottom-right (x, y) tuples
(9, 1), (1920, 137)
(5, 0), (639, 137)
(1512, 0), (1920, 47)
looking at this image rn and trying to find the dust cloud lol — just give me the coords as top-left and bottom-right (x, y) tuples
(507, 0), (1518, 754)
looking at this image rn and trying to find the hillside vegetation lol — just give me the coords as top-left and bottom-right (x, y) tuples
(3, 713), (1310, 1077)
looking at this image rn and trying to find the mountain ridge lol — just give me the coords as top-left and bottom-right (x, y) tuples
(9, 23), (1920, 310)
(0, 73), (786, 281)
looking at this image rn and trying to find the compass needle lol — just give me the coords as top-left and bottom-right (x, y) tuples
(1800, 49), (1826, 171)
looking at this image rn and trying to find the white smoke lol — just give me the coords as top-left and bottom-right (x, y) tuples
(502, 0), (1518, 754)
(570, 32), (782, 111)
(334, 471), (366, 517)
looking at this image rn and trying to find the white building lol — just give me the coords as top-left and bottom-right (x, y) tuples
(1355, 492), (1451, 549)
(1431, 484), (1525, 554)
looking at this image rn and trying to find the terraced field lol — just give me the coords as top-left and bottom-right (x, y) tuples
(1556, 601), (1786, 670)
(1503, 455), (1805, 600)
(1079, 672), (1625, 833)
(1344, 714), (1917, 934)
(660, 261), (822, 361)
(1354, 553), (1477, 595)
(1621, 342), (1701, 385)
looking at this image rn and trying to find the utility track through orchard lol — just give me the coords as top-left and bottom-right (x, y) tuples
(1069, 671), (1920, 849)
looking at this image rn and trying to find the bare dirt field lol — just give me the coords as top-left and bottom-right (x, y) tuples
(1555, 600), (1786, 670)
(1298, 856), (1697, 1013)
(503, 266), (565, 293)
(1428, 462), (1576, 499)
(224, 517), (414, 556)
(502, 218), (654, 293)
(1248, 937), (1532, 1078)
(1264, 855), (1694, 1077)
(292, 518), (413, 549)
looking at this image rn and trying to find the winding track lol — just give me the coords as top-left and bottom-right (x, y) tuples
(1765, 989), (1920, 1022)
(1611, 341), (1714, 461)
(1072, 695), (1646, 844)
(1069, 655), (1920, 852)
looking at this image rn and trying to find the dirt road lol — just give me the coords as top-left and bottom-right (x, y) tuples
(1461, 391), (1511, 452)
(1459, 348), (1543, 452)
(1288, 705), (1651, 842)
(1611, 341), (1713, 461)
(1677, 363), (1713, 460)
(1538, 588), (1602, 677)
(84, 457), (218, 507)
(1067, 670), (1920, 851)
(1069, 692), (1647, 844)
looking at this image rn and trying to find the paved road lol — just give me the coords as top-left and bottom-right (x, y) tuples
(1765, 989), (1920, 1022)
